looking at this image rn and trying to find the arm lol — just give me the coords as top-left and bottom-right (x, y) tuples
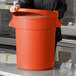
(56, 0), (67, 19)
(10, 0), (33, 12)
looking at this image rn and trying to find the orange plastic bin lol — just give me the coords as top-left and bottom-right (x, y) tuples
(9, 8), (62, 70)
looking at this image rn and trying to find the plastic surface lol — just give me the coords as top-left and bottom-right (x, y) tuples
(60, 59), (72, 73)
(9, 8), (62, 70)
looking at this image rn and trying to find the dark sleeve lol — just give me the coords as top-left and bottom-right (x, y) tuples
(56, 0), (67, 19)
(16, 0), (33, 8)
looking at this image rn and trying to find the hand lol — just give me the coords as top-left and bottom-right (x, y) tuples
(10, 4), (20, 12)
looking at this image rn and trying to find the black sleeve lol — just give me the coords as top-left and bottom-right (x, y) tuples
(16, 0), (33, 8)
(56, 0), (67, 19)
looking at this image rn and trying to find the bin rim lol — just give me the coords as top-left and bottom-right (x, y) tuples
(13, 8), (58, 17)
(14, 15), (54, 20)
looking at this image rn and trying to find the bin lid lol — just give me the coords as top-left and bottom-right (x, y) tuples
(13, 8), (59, 17)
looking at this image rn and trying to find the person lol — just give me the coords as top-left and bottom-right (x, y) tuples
(10, 0), (67, 52)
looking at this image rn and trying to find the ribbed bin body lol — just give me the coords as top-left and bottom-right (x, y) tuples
(9, 9), (62, 70)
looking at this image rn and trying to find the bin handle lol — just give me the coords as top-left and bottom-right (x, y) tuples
(9, 16), (15, 27)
